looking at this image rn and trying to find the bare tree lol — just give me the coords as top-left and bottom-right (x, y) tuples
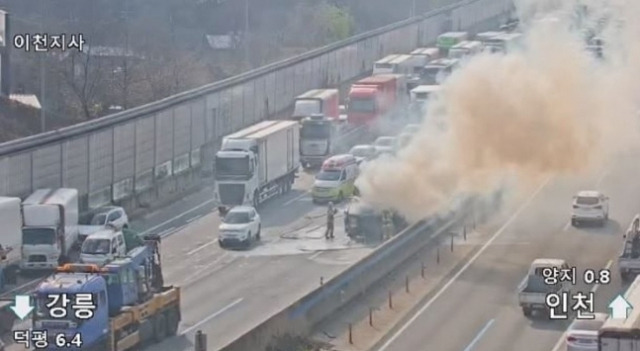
(56, 50), (107, 120)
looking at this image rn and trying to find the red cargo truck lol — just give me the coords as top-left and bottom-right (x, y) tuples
(346, 74), (401, 127)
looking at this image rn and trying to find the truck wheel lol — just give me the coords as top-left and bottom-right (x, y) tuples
(58, 255), (69, 266)
(166, 307), (180, 336)
(522, 307), (532, 317)
(153, 314), (168, 342)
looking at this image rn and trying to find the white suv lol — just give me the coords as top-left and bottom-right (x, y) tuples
(90, 206), (130, 230)
(218, 206), (261, 249)
(571, 190), (609, 227)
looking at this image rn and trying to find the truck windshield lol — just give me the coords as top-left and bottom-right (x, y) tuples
(34, 293), (84, 324)
(421, 67), (445, 85)
(90, 213), (108, 225)
(216, 157), (251, 178)
(293, 100), (320, 117)
(413, 92), (429, 101)
(22, 228), (56, 245)
(348, 98), (376, 113)
(82, 238), (111, 255)
(316, 170), (342, 181)
(448, 49), (467, 59)
(301, 123), (331, 139)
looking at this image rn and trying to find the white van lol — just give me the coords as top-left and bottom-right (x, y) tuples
(80, 227), (127, 266)
(448, 41), (485, 59)
(373, 54), (423, 76)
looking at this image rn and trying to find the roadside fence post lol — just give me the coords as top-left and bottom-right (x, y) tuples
(195, 330), (207, 351)
(450, 233), (454, 252)
(369, 307), (374, 327)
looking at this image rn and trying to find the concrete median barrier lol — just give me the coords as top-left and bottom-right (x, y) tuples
(218, 196), (488, 351)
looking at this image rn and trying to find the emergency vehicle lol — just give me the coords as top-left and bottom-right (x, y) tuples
(312, 154), (359, 203)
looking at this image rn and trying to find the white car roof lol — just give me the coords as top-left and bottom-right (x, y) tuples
(568, 313), (608, 330)
(576, 190), (601, 198)
(229, 206), (255, 213)
(86, 228), (121, 240)
(351, 144), (375, 150)
(531, 258), (566, 267)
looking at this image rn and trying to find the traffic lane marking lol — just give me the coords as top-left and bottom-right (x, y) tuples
(180, 255), (240, 287)
(283, 190), (311, 206)
(140, 199), (215, 235)
(186, 214), (203, 223)
(550, 259), (614, 351)
(376, 175), (553, 351)
(187, 239), (217, 256)
(180, 297), (244, 335)
(464, 319), (495, 351)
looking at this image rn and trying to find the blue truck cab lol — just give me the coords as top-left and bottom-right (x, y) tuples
(33, 268), (109, 350)
(31, 234), (181, 351)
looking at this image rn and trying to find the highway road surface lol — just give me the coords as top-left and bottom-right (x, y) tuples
(152, 171), (373, 351)
(374, 151), (640, 351)
(3, 171), (374, 350)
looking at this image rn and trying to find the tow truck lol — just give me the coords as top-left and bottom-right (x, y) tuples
(31, 234), (180, 350)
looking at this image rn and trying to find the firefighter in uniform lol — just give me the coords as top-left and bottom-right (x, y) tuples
(326, 202), (337, 239)
(382, 210), (394, 241)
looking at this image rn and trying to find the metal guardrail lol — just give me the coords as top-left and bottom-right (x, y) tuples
(217, 194), (490, 351)
(0, 0), (511, 211)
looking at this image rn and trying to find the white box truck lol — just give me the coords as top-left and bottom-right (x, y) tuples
(21, 188), (79, 270)
(373, 54), (424, 76)
(214, 120), (300, 210)
(291, 89), (340, 121)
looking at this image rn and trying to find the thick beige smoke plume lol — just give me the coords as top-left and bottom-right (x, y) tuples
(356, 0), (640, 222)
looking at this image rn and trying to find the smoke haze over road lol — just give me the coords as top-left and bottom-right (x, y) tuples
(357, 0), (640, 222)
